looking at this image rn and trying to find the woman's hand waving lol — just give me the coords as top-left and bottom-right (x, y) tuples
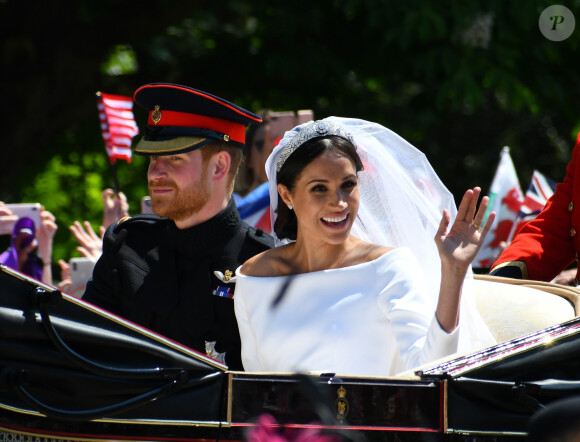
(435, 187), (495, 272)
(434, 187), (495, 333)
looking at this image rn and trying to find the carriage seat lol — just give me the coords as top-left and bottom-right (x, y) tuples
(469, 274), (580, 344)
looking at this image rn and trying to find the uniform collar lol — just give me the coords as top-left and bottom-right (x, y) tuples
(171, 198), (241, 247)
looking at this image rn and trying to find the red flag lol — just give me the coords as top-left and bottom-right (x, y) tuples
(474, 146), (523, 268)
(96, 92), (139, 164)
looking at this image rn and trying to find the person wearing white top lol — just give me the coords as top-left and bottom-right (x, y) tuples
(234, 117), (496, 376)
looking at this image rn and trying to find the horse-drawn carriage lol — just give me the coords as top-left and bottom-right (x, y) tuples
(1, 264), (580, 441)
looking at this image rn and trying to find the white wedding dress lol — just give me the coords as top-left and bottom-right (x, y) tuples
(234, 247), (458, 377)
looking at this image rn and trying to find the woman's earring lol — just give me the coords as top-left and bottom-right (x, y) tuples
(288, 204), (293, 210)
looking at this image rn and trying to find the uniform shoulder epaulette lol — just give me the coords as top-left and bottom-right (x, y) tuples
(113, 213), (167, 233)
(246, 226), (274, 248)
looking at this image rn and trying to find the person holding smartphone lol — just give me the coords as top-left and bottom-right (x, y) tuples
(0, 217), (42, 279)
(0, 207), (57, 285)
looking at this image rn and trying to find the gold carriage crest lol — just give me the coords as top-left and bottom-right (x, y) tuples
(335, 386), (349, 423)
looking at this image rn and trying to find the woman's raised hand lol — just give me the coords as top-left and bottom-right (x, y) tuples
(435, 187), (495, 272)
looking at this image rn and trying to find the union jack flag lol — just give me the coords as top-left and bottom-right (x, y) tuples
(96, 92), (139, 164)
(507, 170), (557, 242)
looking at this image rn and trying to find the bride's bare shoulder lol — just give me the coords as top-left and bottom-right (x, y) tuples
(240, 246), (292, 277)
(352, 239), (396, 263)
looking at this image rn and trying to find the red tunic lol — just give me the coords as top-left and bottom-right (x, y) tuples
(490, 132), (580, 282)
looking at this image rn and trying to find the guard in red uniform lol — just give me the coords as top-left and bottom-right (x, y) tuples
(490, 132), (580, 283)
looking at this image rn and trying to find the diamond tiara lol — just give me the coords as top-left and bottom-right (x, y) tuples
(276, 120), (355, 172)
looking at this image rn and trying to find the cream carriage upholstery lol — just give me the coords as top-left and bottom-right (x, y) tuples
(470, 274), (580, 343)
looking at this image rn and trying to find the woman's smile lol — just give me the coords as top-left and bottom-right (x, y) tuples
(321, 212), (350, 228)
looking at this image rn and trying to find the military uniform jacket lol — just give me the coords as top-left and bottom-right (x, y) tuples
(83, 200), (273, 370)
(490, 132), (580, 282)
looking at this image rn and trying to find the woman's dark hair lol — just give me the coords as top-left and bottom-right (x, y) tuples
(274, 135), (363, 241)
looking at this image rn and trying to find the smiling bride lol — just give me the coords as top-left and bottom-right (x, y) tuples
(234, 117), (496, 376)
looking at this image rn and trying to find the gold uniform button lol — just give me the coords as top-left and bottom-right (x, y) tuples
(571, 227), (577, 237)
(569, 202), (574, 212)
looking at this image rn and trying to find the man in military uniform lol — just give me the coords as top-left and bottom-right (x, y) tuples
(490, 131), (580, 284)
(83, 83), (273, 370)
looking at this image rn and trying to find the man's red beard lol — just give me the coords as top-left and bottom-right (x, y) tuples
(148, 174), (211, 222)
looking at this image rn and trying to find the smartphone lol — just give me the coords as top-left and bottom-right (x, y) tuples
(68, 257), (96, 298)
(270, 112), (297, 146)
(141, 196), (153, 214)
(4, 203), (42, 229)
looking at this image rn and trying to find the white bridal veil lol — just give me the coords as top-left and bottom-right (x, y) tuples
(264, 116), (496, 353)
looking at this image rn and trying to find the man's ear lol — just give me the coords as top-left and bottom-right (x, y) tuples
(212, 151), (231, 182)
(278, 183), (292, 207)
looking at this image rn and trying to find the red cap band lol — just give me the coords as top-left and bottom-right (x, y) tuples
(148, 110), (246, 144)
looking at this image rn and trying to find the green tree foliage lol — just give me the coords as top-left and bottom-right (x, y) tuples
(19, 148), (148, 263)
(1, 0), (579, 273)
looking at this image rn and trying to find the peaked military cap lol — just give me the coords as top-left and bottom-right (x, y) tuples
(133, 83), (262, 155)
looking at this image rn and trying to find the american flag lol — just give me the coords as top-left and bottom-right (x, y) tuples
(507, 170), (557, 242)
(97, 92), (139, 164)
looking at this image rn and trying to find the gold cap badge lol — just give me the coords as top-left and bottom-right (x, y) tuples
(152, 105), (162, 125)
